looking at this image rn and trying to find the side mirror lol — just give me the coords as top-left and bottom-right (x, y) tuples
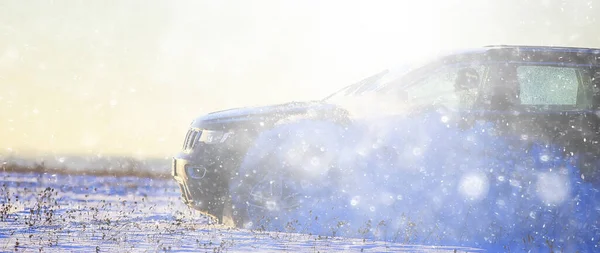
(455, 68), (480, 91)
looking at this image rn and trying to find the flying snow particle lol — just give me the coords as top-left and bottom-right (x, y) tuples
(496, 199), (505, 207)
(412, 147), (422, 156)
(466, 135), (475, 142)
(529, 211), (536, 219)
(441, 116), (449, 123)
(458, 172), (489, 201)
(350, 196), (360, 206)
(509, 179), (521, 188)
(265, 200), (278, 211)
(536, 172), (569, 205)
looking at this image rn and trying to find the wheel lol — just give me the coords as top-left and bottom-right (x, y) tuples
(229, 120), (345, 232)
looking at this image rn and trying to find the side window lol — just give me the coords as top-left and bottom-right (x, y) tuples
(403, 65), (484, 109)
(517, 66), (580, 105)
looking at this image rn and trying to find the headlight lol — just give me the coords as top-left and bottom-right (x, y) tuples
(199, 130), (232, 144)
(185, 165), (207, 179)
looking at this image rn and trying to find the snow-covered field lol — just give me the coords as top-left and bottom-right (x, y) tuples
(0, 172), (483, 252)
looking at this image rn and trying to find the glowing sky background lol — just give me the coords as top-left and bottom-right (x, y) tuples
(1, 0), (599, 158)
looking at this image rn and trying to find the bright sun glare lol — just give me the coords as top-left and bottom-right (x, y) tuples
(1, 0), (598, 158)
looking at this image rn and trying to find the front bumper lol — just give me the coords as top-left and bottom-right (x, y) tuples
(171, 120), (265, 222)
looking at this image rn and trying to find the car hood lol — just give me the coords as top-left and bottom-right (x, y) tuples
(192, 101), (339, 127)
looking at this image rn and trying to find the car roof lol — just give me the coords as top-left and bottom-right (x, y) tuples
(439, 45), (600, 57)
(432, 45), (600, 66)
(483, 44), (600, 53)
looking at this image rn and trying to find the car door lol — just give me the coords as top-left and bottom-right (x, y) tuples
(479, 62), (600, 179)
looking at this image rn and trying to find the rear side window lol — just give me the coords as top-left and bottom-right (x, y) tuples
(517, 66), (580, 105)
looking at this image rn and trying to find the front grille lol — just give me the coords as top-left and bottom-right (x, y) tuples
(182, 129), (202, 151)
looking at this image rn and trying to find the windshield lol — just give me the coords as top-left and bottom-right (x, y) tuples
(324, 63), (416, 102)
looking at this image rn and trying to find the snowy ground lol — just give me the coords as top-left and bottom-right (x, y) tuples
(0, 172), (483, 253)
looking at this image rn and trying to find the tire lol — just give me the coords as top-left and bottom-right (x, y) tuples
(229, 120), (345, 232)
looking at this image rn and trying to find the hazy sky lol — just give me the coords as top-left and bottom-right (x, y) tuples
(1, 0), (599, 158)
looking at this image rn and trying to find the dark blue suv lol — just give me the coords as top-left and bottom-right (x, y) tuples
(173, 45), (600, 251)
